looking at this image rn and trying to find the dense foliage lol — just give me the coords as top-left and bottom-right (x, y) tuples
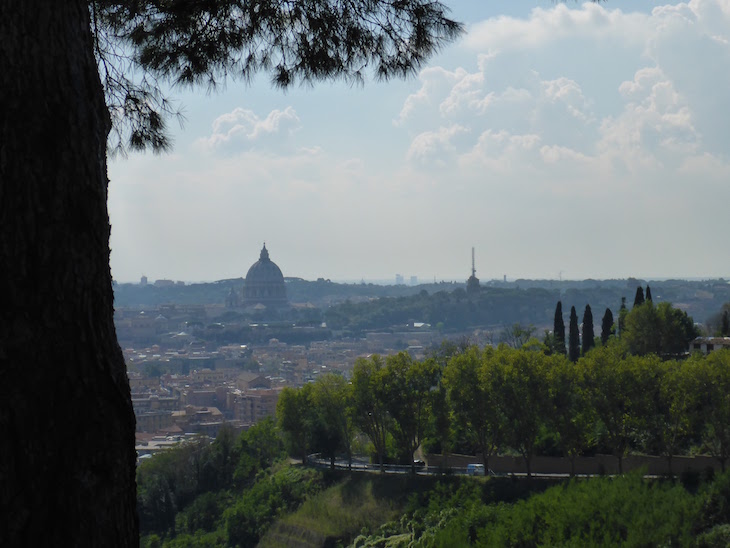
(622, 300), (698, 357)
(137, 419), (333, 547)
(354, 473), (720, 547)
(139, 446), (730, 548)
(280, 343), (730, 476)
(140, 342), (730, 546)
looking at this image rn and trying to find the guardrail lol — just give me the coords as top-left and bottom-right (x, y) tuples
(305, 455), (501, 476)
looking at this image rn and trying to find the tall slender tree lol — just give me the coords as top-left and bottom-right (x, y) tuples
(634, 286), (646, 307)
(569, 306), (581, 363)
(582, 304), (595, 356)
(618, 297), (628, 336)
(722, 310), (730, 337)
(601, 308), (615, 345)
(554, 301), (567, 356)
(645, 285), (653, 302)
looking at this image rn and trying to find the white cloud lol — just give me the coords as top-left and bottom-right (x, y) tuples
(399, 0), (730, 178)
(196, 106), (301, 153)
(406, 125), (470, 166)
(464, 3), (649, 52)
(394, 66), (470, 126)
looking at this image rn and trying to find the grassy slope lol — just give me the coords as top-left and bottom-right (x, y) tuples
(258, 473), (447, 548)
(258, 472), (557, 548)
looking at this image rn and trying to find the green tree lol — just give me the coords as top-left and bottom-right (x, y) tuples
(494, 347), (551, 478)
(580, 344), (645, 473)
(623, 301), (697, 357)
(569, 306), (581, 362)
(582, 304), (595, 355)
(647, 359), (701, 474)
(618, 297), (628, 337)
(697, 351), (730, 471)
(381, 353), (440, 470)
(443, 346), (504, 471)
(311, 374), (354, 470)
(623, 301), (661, 356)
(234, 417), (285, 484)
(554, 301), (567, 356)
(542, 330), (557, 355)
(0, 1), (462, 542)
(277, 384), (315, 463)
(546, 354), (593, 476)
(618, 353), (664, 462)
(723, 310), (730, 337)
(601, 307), (615, 346)
(428, 382), (452, 466)
(200, 423), (237, 492)
(351, 356), (391, 472)
(223, 466), (324, 547)
(656, 301), (698, 356)
(136, 435), (214, 534)
(645, 285), (653, 302)
(175, 492), (225, 536)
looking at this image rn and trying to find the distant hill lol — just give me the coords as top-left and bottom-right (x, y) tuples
(113, 278), (730, 330)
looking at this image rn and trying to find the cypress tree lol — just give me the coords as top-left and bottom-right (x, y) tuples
(569, 306), (580, 362)
(554, 301), (566, 355)
(582, 305), (595, 355)
(618, 297), (627, 336)
(645, 285), (652, 302)
(601, 308), (614, 345)
(634, 286), (645, 307)
(722, 310), (730, 337)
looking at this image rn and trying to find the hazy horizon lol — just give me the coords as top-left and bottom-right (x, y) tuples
(114, 273), (728, 286)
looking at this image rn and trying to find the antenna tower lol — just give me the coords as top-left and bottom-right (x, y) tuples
(471, 247), (476, 277)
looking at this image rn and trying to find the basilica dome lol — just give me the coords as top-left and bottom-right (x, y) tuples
(243, 244), (288, 307)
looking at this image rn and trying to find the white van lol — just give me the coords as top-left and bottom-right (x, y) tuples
(466, 463), (485, 476)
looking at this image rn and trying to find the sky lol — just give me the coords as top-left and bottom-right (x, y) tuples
(108, 0), (730, 284)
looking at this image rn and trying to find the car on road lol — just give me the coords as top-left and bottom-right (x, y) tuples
(466, 463), (485, 476)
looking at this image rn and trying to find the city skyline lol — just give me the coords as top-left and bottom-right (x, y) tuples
(108, 0), (730, 283)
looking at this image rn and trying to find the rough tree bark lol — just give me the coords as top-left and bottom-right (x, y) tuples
(0, 1), (138, 545)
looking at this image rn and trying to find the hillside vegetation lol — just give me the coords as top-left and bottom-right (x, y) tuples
(139, 442), (730, 548)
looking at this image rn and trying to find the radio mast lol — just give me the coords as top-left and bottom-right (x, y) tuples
(467, 247), (480, 295)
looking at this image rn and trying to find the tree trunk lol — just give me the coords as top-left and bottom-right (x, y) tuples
(0, 2), (138, 545)
(523, 454), (532, 479)
(666, 454), (673, 477)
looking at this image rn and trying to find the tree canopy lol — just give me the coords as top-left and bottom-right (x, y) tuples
(93, 0), (463, 152)
(623, 301), (698, 358)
